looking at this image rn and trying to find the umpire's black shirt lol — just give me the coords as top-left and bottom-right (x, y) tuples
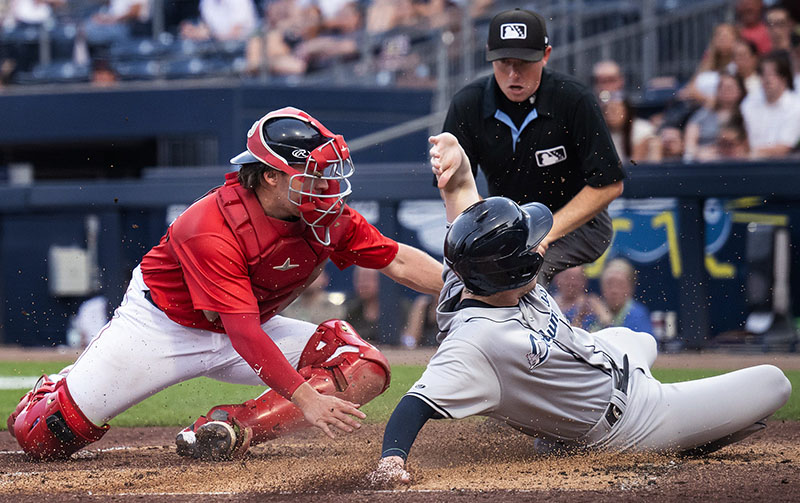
(443, 68), (625, 211)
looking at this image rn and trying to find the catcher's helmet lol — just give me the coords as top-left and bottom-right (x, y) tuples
(444, 197), (553, 296)
(230, 107), (354, 245)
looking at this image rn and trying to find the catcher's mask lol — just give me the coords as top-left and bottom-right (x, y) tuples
(230, 107), (354, 246)
(444, 197), (553, 296)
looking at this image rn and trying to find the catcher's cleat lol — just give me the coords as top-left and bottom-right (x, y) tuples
(195, 421), (238, 461)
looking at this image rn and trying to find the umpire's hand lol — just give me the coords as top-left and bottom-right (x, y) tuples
(291, 382), (366, 438)
(367, 456), (411, 488)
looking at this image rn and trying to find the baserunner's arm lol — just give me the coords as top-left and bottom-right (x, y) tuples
(429, 133), (482, 222)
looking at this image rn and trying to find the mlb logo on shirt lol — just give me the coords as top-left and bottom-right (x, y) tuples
(535, 146), (567, 167)
(500, 23), (527, 40)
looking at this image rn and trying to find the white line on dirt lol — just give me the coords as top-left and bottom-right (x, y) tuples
(117, 492), (237, 496)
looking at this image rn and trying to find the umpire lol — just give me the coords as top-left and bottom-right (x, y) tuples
(442, 8), (625, 286)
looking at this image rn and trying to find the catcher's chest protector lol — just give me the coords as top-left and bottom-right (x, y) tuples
(215, 175), (351, 300)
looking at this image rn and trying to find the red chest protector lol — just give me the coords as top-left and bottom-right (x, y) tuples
(215, 173), (350, 319)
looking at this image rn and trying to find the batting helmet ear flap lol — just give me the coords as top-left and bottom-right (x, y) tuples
(521, 202), (553, 249)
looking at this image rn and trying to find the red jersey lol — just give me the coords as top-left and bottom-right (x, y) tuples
(140, 178), (399, 332)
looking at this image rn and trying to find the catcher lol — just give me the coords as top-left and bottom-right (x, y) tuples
(7, 107), (443, 461)
(368, 133), (792, 485)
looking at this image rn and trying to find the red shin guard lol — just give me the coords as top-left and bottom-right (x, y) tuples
(12, 377), (108, 460)
(190, 320), (390, 450)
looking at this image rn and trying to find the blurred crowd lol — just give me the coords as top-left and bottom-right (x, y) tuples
(597, 0), (800, 162)
(0, 0), (494, 87)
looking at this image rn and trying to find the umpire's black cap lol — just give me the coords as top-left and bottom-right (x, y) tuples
(486, 9), (549, 62)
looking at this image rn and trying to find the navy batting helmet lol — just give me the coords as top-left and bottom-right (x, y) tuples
(444, 197), (553, 296)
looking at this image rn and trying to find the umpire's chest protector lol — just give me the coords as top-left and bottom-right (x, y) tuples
(215, 177), (346, 298)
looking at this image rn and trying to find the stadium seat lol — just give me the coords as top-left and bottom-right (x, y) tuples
(13, 60), (90, 85)
(109, 36), (173, 61)
(112, 59), (161, 81)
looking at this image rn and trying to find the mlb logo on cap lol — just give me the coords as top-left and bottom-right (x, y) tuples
(486, 9), (549, 62)
(501, 23), (527, 40)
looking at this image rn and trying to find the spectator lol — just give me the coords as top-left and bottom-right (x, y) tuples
(733, 38), (763, 97)
(364, 0), (441, 87)
(741, 50), (800, 158)
(65, 296), (109, 349)
(365, 0), (417, 35)
(181, 0), (257, 42)
(281, 269), (345, 325)
(765, 5), (794, 52)
(684, 72), (747, 162)
(400, 294), (438, 349)
(291, 1), (363, 73)
(714, 122), (750, 160)
(7, 0), (64, 27)
(601, 94), (658, 164)
(735, 0), (771, 54)
(84, 0), (152, 45)
(245, 0), (322, 76)
(343, 266), (381, 343)
(599, 258), (653, 334)
(5, 0), (65, 72)
(0, 0), (14, 86)
(592, 60), (625, 103)
(344, 266), (409, 344)
(552, 266), (609, 332)
(90, 56), (117, 86)
(0, 0), (11, 26)
(654, 126), (685, 162)
(678, 23), (738, 107)
(793, 28), (800, 91)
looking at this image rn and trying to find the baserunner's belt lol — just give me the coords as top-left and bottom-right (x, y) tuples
(578, 354), (629, 446)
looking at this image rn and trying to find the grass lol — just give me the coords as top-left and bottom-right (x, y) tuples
(0, 364), (798, 429)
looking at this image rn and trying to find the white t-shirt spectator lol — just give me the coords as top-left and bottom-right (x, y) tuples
(108, 0), (150, 23)
(11, 0), (53, 24)
(199, 0), (257, 41)
(741, 89), (800, 152)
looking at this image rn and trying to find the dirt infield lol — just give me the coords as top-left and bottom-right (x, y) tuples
(1, 347), (799, 502)
(2, 420), (799, 502)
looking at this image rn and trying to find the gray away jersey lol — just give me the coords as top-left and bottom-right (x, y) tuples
(408, 266), (624, 442)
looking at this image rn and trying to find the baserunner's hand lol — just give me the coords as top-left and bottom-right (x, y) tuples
(291, 382), (366, 438)
(367, 456), (411, 488)
(429, 133), (466, 189)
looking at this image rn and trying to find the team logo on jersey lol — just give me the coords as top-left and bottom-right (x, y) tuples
(500, 23), (527, 40)
(273, 258), (300, 271)
(525, 333), (550, 371)
(535, 146), (567, 167)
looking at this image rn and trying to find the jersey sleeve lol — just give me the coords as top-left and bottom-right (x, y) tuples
(170, 232), (258, 314)
(329, 208), (399, 270)
(406, 338), (501, 419)
(570, 92), (626, 187)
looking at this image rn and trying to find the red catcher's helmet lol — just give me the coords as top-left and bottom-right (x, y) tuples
(230, 107), (354, 246)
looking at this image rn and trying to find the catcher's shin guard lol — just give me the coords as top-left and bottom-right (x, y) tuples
(183, 320), (390, 458)
(12, 376), (108, 460)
